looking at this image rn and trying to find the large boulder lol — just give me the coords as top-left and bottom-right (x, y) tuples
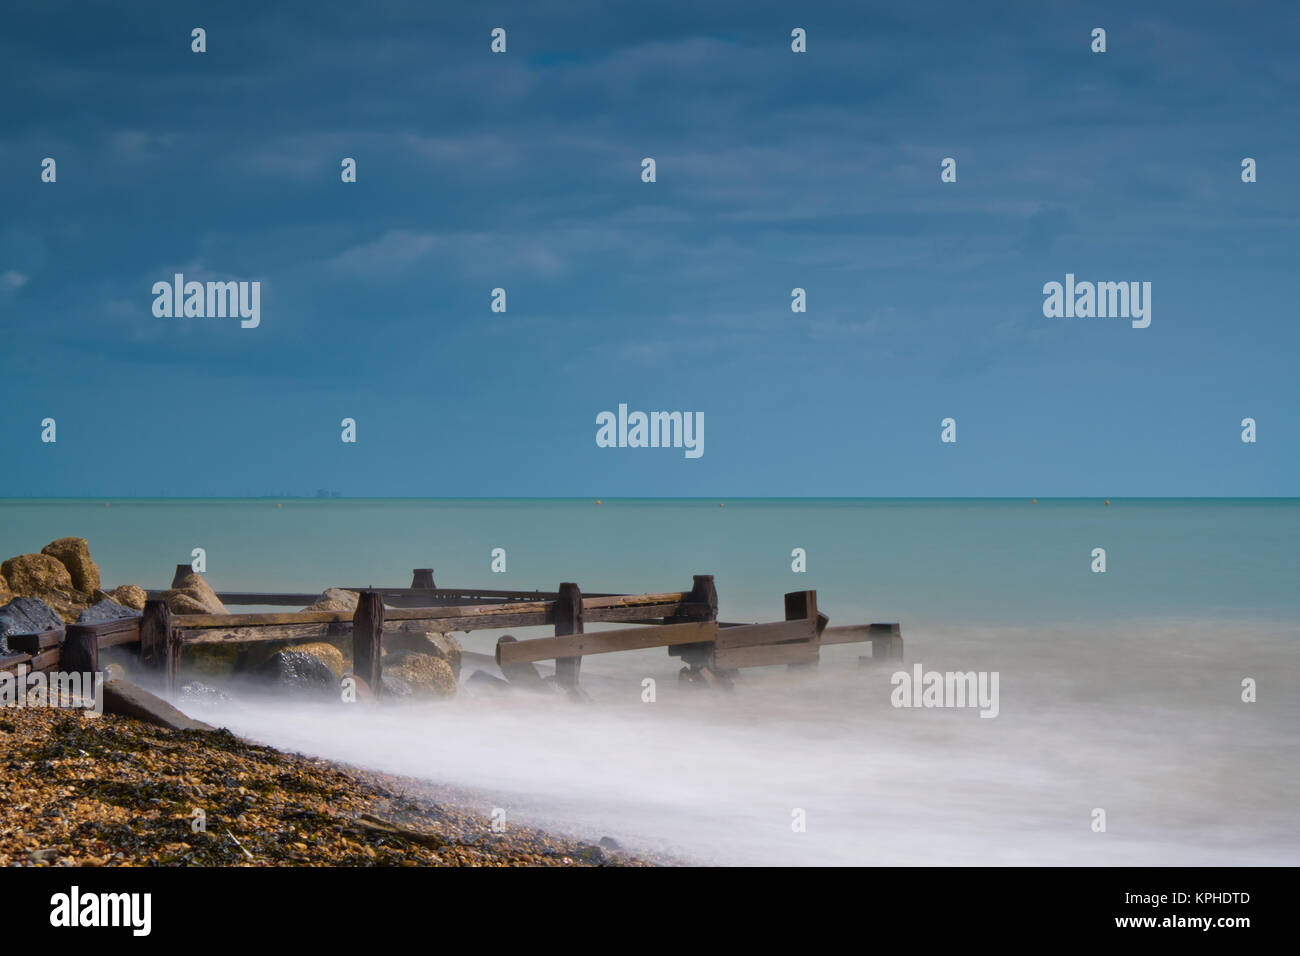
(101, 679), (216, 732)
(256, 646), (343, 697)
(383, 631), (462, 678)
(385, 650), (457, 699)
(0, 573), (10, 606)
(240, 639), (350, 675)
(76, 599), (142, 625)
(0, 553), (88, 622)
(0, 596), (66, 653)
(40, 537), (101, 593)
(162, 573), (227, 616)
(95, 584), (147, 611)
(183, 644), (241, 679)
(304, 588), (359, 613)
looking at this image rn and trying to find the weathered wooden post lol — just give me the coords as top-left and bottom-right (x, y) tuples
(552, 582), (583, 688)
(785, 590), (820, 671)
(668, 574), (720, 681)
(410, 569), (436, 589)
(353, 589), (384, 697)
(164, 626), (184, 696)
(870, 623), (904, 661)
(61, 624), (100, 677)
(139, 600), (171, 672)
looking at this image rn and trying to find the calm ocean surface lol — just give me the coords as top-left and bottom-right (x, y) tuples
(2, 498), (1296, 625)
(4, 498), (1296, 865)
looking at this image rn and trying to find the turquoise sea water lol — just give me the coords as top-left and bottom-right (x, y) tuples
(5, 498), (1297, 864)
(2, 498), (1296, 626)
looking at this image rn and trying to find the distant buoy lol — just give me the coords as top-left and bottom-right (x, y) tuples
(1104, 499), (1110, 506)
(1031, 498), (1037, 504)
(719, 503), (724, 507)
(595, 499), (602, 505)
(275, 503), (282, 509)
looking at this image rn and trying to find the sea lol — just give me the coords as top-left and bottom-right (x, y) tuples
(3, 497), (1297, 865)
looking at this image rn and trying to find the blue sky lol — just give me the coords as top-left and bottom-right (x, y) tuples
(2, 0), (1297, 497)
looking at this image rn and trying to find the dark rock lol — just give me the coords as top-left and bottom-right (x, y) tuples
(255, 648), (340, 697)
(101, 679), (216, 732)
(76, 599), (142, 625)
(464, 670), (511, 695)
(574, 844), (607, 864)
(598, 836), (621, 851)
(381, 674), (413, 697)
(0, 596), (65, 653)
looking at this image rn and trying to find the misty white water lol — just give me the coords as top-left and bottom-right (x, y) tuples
(179, 618), (1300, 866)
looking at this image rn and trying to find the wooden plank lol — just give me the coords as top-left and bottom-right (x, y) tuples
(583, 591), (691, 610)
(176, 609), (556, 645)
(585, 602), (707, 624)
(353, 590), (384, 697)
(494, 636), (549, 689)
(174, 598), (560, 628)
(498, 621), (716, 665)
(5, 629), (63, 655)
(821, 622), (900, 646)
(714, 618), (816, 650)
(30, 648), (62, 672)
(552, 582), (583, 688)
(62, 625), (99, 676)
(0, 652), (33, 674)
(714, 642), (819, 670)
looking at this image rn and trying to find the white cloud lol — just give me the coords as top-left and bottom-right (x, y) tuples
(2, 270), (28, 289)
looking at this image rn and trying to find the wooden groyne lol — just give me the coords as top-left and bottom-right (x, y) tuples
(6, 569), (903, 698)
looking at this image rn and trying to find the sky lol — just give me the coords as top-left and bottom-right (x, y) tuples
(1, 0), (1297, 497)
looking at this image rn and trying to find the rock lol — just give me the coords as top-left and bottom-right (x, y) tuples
(303, 588), (359, 613)
(241, 640), (345, 678)
(288, 642), (344, 680)
(238, 640), (293, 673)
(598, 836), (622, 851)
(76, 599), (142, 625)
(180, 680), (233, 704)
(97, 584), (147, 611)
(103, 662), (128, 681)
(185, 644), (242, 679)
(162, 573), (227, 616)
(574, 844), (607, 864)
(425, 632), (462, 679)
(464, 670), (511, 695)
(0, 596), (65, 653)
(101, 679), (216, 732)
(385, 651), (457, 699)
(0, 573), (10, 606)
(0, 553), (89, 623)
(383, 631), (462, 678)
(256, 647), (341, 696)
(40, 537), (100, 593)
(380, 674), (413, 697)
